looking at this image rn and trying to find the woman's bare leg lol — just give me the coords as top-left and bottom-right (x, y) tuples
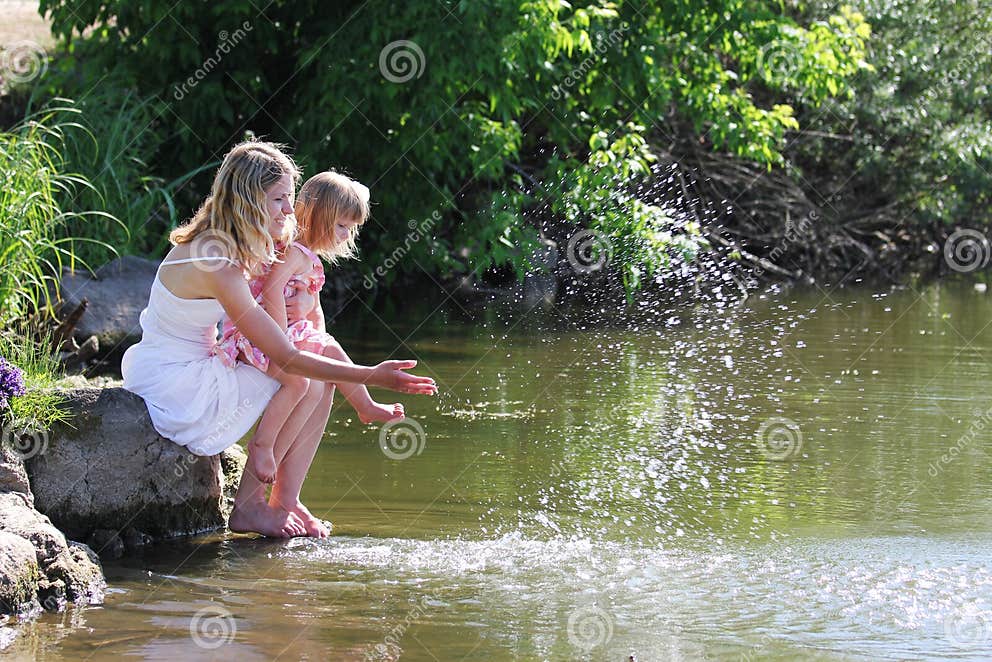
(269, 381), (335, 537)
(230, 465), (307, 538)
(230, 368), (315, 538)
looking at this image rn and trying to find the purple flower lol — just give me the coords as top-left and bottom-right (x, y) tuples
(0, 356), (26, 410)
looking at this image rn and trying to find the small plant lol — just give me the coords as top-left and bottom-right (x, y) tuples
(0, 356), (26, 411)
(0, 329), (69, 434)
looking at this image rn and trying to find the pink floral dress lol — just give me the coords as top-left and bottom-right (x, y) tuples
(213, 242), (335, 373)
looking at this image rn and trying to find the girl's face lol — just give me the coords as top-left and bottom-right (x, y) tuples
(333, 216), (360, 245)
(265, 173), (295, 239)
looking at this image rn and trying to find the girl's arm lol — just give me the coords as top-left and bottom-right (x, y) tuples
(308, 300), (326, 333)
(259, 248), (306, 330)
(209, 265), (436, 394)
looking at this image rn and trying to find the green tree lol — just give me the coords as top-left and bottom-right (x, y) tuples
(39, 0), (870, 290)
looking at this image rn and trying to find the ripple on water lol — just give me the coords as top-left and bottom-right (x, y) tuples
(267, 532), (992, 660)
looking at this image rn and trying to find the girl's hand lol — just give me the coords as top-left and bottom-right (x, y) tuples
(368, 360), (438, 395)
(285, 288), (316, 323)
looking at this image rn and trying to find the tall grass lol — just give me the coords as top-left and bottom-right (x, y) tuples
(48, 88), (217, 264)
(0, 100), (117, 324)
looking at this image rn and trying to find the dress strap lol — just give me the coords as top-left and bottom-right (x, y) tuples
(160, 256), (240, 267)
(290, 242), (321, 265)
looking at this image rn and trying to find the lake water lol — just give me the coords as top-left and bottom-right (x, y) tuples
(6, 280), (992, 660)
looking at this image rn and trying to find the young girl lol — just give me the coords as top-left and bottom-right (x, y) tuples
(121, 140), (437, 539)
(214, 171), (403, 490)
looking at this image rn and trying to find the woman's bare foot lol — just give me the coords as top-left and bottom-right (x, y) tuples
(271, 498), (331, 538)
(229, 501), (306, 538)
(354, 401), (404, 425)
(247, 440), (277, 483)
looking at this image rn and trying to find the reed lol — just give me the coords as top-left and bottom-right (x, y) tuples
(0, 100), (117, 325)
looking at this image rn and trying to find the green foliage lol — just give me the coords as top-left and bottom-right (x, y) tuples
(38, 0), (870, 288)
(0, 101), (117, 324)
(798, 0), (992, 228)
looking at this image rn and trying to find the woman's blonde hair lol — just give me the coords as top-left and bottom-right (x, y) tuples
(170, 140), (301, 275)
(294, 171), (370, 264)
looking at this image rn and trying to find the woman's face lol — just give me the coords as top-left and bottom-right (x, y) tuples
(265, 173), (295, 239)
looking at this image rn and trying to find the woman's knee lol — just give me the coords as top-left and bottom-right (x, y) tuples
(282, 375), (310, 399)
(301, 378), (326, 404)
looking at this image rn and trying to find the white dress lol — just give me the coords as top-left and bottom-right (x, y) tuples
(121, 257), (280, 456)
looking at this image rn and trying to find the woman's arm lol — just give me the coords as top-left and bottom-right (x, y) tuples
(209, 265), (436, 394)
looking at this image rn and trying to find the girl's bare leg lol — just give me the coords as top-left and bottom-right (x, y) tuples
(269, 381), (335, 537)
(245, 365), (310, 484)
(318, 339), (404, 424)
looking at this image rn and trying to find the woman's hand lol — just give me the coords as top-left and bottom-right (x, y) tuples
(368, 360), (438, 395)
(285, 287), (316, 323)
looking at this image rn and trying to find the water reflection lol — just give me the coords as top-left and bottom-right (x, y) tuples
(9, 281), (992, 660)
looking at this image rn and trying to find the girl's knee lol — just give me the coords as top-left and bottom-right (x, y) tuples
(320, 340), (345, 359)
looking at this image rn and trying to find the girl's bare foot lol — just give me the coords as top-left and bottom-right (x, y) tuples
(271, 498), (331, 538)
(247, 440), (277, 483)
(354, 401), (404, 425)
(229, 501), (306, 538)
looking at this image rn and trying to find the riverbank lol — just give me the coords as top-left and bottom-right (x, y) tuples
(0, 382), (248, 636)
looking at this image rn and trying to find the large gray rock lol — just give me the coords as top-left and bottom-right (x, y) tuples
(0, 493), (104, 613)
(0, 444), (32, 506)
(58, 255), (158, 352)
(25, 387), (243, 543)
(0, 443), (104, 616)
(0, 530), (40, 615)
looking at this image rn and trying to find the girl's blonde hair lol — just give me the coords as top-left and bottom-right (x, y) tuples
(294, 171), (370, 264)
(170, 140), (301, 275)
